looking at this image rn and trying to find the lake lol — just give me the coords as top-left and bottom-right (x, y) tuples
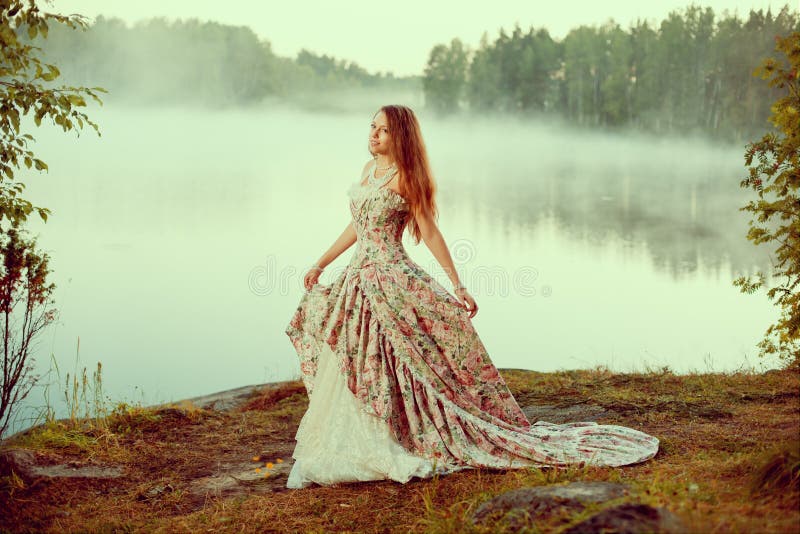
(5, 102), (782, 435)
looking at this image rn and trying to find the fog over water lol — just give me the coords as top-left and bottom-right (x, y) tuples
(6, 99), (781, 434)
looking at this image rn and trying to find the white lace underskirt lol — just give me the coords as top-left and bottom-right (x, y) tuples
(286, 342), (473, 489)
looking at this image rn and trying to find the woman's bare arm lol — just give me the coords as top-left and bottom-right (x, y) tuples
(416, 209), (478, 317)
(311, 161), (372, 269)
(415, 210), (462, 288)
(313, 221), (357, 269)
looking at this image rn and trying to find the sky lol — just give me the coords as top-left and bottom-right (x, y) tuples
(50, 0), (793, 77)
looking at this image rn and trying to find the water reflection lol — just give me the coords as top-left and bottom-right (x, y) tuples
(5, 105), (781, 436)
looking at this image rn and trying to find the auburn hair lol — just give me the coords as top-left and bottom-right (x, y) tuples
(368, 105), (439, 246)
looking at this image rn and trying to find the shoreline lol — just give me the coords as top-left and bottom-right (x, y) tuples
(1, 363), (790, 445)
(1, 365), (797, 532)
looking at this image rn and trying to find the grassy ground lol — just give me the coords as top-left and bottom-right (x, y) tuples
(0, 364), (798, 533)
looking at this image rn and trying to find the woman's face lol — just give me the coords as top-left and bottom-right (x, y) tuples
(369, 111), (391, 157)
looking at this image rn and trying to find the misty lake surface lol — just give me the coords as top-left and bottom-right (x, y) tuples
(9, 103), (781, 431)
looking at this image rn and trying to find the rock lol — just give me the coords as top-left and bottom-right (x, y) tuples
(162, 381), (299, 412)
(137, 483), (175, 502)
(188, 455), (294, 498)
(563, 502), (686, 534)
(472, 481), (688, 533)
(0, 448), (124, 481)
(29, 463), (125, 479)
(0, 448), (35, 476)
(472, 481), (631, 531)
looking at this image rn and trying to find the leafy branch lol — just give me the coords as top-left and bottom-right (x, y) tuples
(0, 0), (107, 225)
(734, 31), (800, 367)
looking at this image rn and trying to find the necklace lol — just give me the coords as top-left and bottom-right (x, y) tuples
(375, 159), (395, 171)
(370, 163), (397, 184)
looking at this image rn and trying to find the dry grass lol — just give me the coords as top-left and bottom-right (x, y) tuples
(0, 365), (797, 533)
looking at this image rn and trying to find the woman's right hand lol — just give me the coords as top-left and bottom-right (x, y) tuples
(455, 287), (479, 319)
(304, 268), (322, 292)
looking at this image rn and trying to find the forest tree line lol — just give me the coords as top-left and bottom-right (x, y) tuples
(17, 4), (800, 143)
(425, 5), (800, 142)
(20, 15), (409, 105)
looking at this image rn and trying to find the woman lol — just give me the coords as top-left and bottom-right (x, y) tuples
(284, 105), (659, 489)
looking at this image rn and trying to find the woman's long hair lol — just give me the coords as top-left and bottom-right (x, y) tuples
(368, 105), (438, 245)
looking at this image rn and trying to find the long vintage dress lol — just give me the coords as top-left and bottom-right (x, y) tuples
(284, 162), (659, 489)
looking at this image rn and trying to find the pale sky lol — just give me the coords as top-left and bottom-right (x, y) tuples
(50, 0), (793, 77)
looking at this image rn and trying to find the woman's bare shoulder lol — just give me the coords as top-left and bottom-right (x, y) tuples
(357, 159), (374, 183)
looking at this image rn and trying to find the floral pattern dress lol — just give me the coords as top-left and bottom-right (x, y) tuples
(284, 161), (659, 488)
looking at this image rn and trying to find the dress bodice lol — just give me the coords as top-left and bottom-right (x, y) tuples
(346, 161), (411, 270)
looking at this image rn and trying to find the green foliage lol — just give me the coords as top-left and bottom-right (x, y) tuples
(423, 38), (470, 116)
(0, 1), (106, 226)
(423, 5), (800, 142)
(735, 31), (800, 367)
(11, 418), (100, 453)
(106, 402), (161, 436)
(492, 26), (561, 115)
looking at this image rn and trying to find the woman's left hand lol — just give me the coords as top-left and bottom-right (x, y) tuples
(455, 288), (478, 319)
